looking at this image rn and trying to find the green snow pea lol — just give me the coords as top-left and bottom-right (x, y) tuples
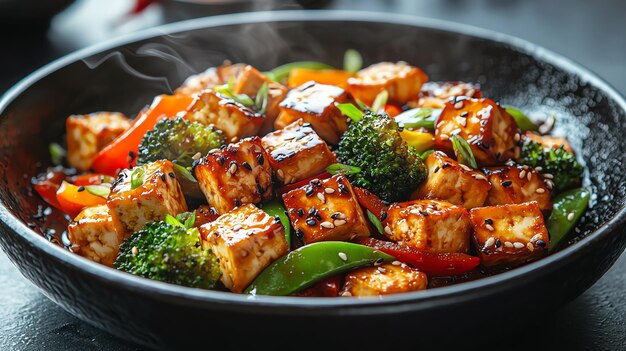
(261, 200), (291, 249)
(547, 187), (590, 252)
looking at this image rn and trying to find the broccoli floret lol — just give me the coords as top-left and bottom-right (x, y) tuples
(114, 214), (221, 288)
(518, 139), (583, 191)
(137, 117), (225, 168)
(335, 111), (427, 201)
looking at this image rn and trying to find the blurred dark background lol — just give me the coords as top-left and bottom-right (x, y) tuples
(0, 1), (624, 350)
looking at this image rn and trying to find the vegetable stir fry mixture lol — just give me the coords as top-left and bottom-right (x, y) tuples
(32, 50), (588, 297)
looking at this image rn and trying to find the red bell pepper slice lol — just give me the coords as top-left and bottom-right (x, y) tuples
(276, 172), (332, 198)
(294, 275), (343, 297)
(353, 186), (389, 219)
(33, 170), (66, 211)
(383, 103), (403, 117)
(91, 94), (194, 176)
(56, 181), (107, 219)
(355, 237), (480, 276)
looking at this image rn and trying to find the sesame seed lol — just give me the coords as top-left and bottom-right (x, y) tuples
(217, 155), (225, 165)
(409, 209), (420, 215)
(460, 111), (469, 117)
(514, 133), (521, 142)
(338, 184), (349, 194)
(242, 162), (252, 171)
(320, 221), (334, 229)
(391, 260), (402, 266)
(334, 219), (347, 226)
(317, 192), (326, 203)
(442, 163), (451, 169)
(502, 180), (513, 188)
(77, 186), (85, 192)
(484, 237), (495, 247)
(474, 173), (488, 181)
(338, 252), (348, 261)
(297, 208), (304, 217)
(456, 116), (467, 126)
(543, 173), (554, 179)
(380, 211), (388, 221)
(276, 169), (284, 179)
(454, 101), (464, 109)
(485, 224), (495, 231)
(440, 134), (449, 141)
(341, 291), (352, 297)
(384, 226), (392, 235)
(513, 242), (525, 249)
(192, 152), (202, 160)
(377, 266), (386, 273)
(485, 218), (493, 225)
(233, 224), (242, 231)
(460, 164), (472, 172)
(306, 219), (316, 226)
(256, 154), (264, 165)
(536, 240), (547, 248)
(504, 241), (514, 248)
(519, 170), (527, 179)
(527, 242), (535, 252)
(324, 187), (335, 194)
(305, 186), (314, 196)
(131, 246), (138, 255)
(331, 212), (346, 220)
(527, 171), (532, 181)
(434, 166), (440, 173)
(160, 173), (166, 182)
(168, 172), (176, 179)
(567, 212), (575, 221)
(374, 258), (384, 266)
(536, 188), (546, 194)
(535, 166), (543, 172)
(495, 238), (502, 248)
(230, 136), (239, 143)
(228, 162), (238, 174)
(545, 180), (554, 189)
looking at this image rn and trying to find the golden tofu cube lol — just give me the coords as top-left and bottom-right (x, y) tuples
(274, 82), (354, 145)
(411, 151), (491, 209)
(470, 201), (549, 267)
(282, 174), (370, 244)
(434, 97), (520, 166)
(68, 205), (123, 267)
(175, 62), (245, 96)
(384, 199), (471, 254)
(346, 61), (428, 105)
(261, 119), (337, 185)
(183, 90), (264, 140)
(484, 163), (553, 213)
(193, 136), (273, 214)
(66, 112), (130, 171)
(416, 81), (482, 108)
(340, 263), (428, 297)
(107, 160), (188, 236)
(199, 204), (288, 293)
(232, 65), (288, 134)
(524, 131), (573, 153)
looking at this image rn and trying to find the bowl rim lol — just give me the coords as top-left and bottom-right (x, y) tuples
(1, 10), (625, 311)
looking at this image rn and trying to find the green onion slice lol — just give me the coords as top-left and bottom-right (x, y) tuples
(49, 143), (66, 165)
(451, 134), (478, 169)
(395, 108), (441, 130)
(256, 82), (269, 115)
(173, 163), (197, 183)
(343, 49), (363, 74)
(503, 105), (539, 131)
(335, 102), (363, 122)
(420, 149), (434, 159)
(84, 185), (111, 198)
(326, 163), (361, 175)
(371, 90), (389, 113)
(130, 167), (145, 190)
(367, 210), (384, 235)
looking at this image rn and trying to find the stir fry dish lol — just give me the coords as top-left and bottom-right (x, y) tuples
(32, 50), (589, 297)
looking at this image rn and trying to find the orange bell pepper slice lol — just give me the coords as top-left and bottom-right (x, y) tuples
(287, 68), (353, 88)
(91, 94), (194, 176)
(56, 181), (106, 218)
(383, 103), (403, 117)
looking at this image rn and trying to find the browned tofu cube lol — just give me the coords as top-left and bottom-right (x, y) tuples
(469, 202), (549, 267)
(68, 204), (123, 266)
(199, 204), (288, 293)
(434, 97), (520, 166)
(383, 199), (471, 254)
(340, 263), (428, 297)
(415, 81), (482, 108)
(175, 62), (245, 96)
(261, 119), (337, 185)
(183, 90), (264, 140)
(484, 163), (553, 213)
(346, 61), (428, 105)
(66, 112), (130, 171)
(274, 82), (354, 145)
(411, 151), (491, 209)
(193, 136), (273, 214)
(524, 131), (573, 153)
(107, 160), (188, 236)
(282, 174), (370, 244)
(232, 65), (288, 134)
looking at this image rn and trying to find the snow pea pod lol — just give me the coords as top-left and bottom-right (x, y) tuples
(244, 241), (394, 296)
(261, 200), (291, 249)
(547, 188), (590, 252)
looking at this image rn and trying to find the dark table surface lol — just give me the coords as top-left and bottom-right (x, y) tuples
(1, 0), (625, 350)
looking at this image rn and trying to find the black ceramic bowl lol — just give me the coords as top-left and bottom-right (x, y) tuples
(0, 11), (625, 350)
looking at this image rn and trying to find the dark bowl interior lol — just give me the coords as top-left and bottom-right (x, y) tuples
(0, 11), (625, 350)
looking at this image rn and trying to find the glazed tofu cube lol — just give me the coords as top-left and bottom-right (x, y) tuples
(346, 61), (428, 105)
(66, 112), (130, 171)
(469, 201), (549, 267)
(274, 82), (354, 145)
(68, 205), (123, 267)
(411, 151), (491, 209)
(524, 131), (573, 153)
(282, 174), (370, 244)
(416, 81), (482, 108)
(107, 160), (188, 236)
(193, 136), (273, 214)
(434, 97), (520, 166)
(232, 65), (288, 133)
(183, 90), (264, 140)
(384, 199), (471, 254)
(261, 119), (337, 185)
(199, 204), (288, 293)
(340, 263), (428, 297)
(484, 163), (553, 213)
(175, 62), (245, 96)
